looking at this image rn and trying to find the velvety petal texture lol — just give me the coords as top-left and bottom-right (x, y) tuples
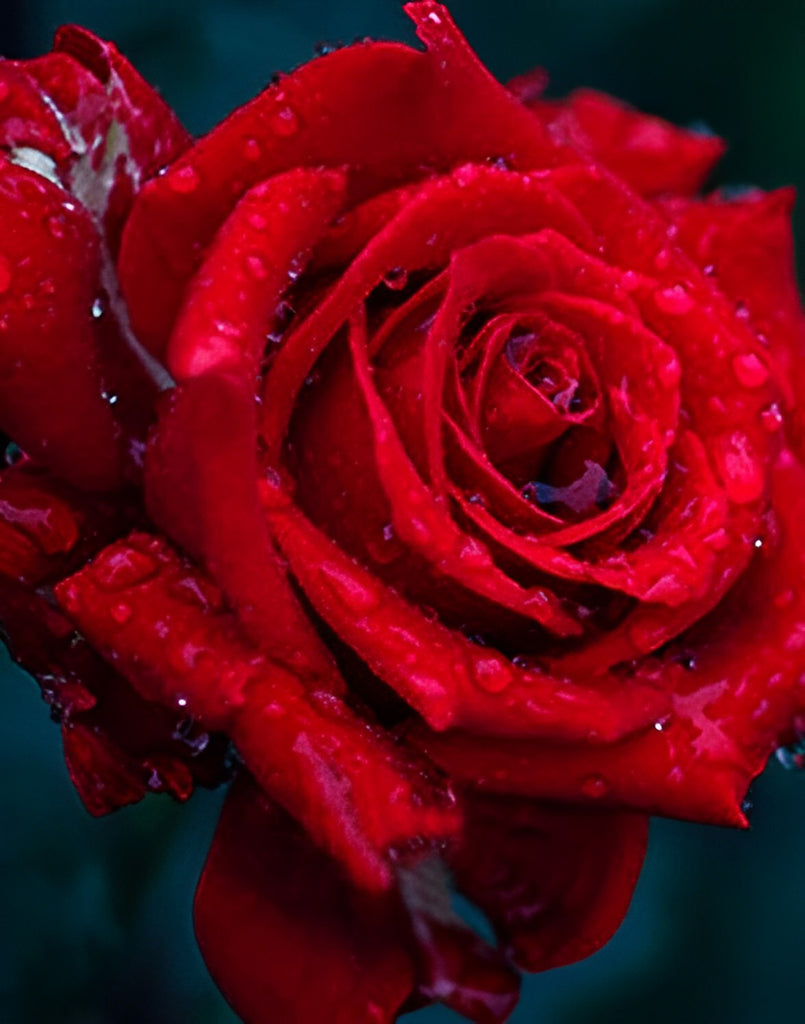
(1, 4), (804, 1024)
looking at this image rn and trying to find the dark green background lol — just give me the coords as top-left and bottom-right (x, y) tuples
(2, 1), (805, 1021)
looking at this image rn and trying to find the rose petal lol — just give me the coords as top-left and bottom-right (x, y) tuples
(195, 775), (416, 1024)
(527, 89), (724, 197)
(118, 2), (560, 356)
(260, 167), (595, 464)
(146, 372), (338, 679)
(449, 794), (648, 972)
(261, 481), (670, 742)
(167, 167), (346, 380)
(0, 157), (127, 489)
(56, 533), (461, 889)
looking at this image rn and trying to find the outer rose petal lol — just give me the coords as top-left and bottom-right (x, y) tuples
(195, 775), (416, 1024)
(525, 88), (724, 197)
(0, 468), (223, 813)
(664, 188), (805, 454)
(449, 795), (649, 972)
(167, 167), (346, 380)
(117, 1), (561, 355)
(0, 158), (126, 490)
(56, 533), (461, 890)
(145, 372), (340, 681)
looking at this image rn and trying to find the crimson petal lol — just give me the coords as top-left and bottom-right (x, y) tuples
(195, 775), (416, 1024)
(449, 794), (648, 972)
(56, 533), (461, 889)
(526, 88), (724, 197)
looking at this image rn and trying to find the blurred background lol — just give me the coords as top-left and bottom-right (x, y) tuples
(2, 0), (805, 1021)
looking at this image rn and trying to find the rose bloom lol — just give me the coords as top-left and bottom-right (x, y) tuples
(1, 2), (804, 1021)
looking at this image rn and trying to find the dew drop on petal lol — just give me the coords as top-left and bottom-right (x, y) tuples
(732, 352), (769, 389)
(581, 774), (609, 799)
(45, 214), (67, 240)
(654, 284), (694, 315)
(383, 266), (408, 290)
(242, 137), (262, 161)
(761, 402), (783, 432)
(654, 248), (672, 271)
(318, 561), (380, 614)
(110, 601), (133, 625)
(452, 164), (477, 187)
(271, 106), (299, 136)
(474, 655), (514, 694)
(248, 211), (268, 230)
(169, 165), (200, 194)
(657, 355), (681, 388)
(245, 254), (268, 280)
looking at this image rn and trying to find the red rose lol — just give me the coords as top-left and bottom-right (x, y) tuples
(1, 4), (804, 1022)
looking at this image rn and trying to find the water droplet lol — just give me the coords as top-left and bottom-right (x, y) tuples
(474, 655), (514, 693)
(581, 773), (609, 798)
(654, 284), (694, 316)
(383, 266), (408, 290)
(318, 561), (379, 613)
(245, 254), (268, 280)
(753, 536), (764, 549)
(657, 355), (681, 388)
(654, 248), (672, 271)
(45, 214), (67, 240)
(761, 402), (783, 432)
(703, 528), (728, 551)
(177, 697), (188, 708)
(242, 137), (262, 161)
(427, 9), (443, 23)
(452, 164), (477, 187)
(732, 352), (768, 389)
(91, 297), (105, 319)
(110, 601), (132, 624)
(703, 263), (716, 276)
(0, 255), (11, 294)
(169, 165), (200, 194)
(271, 106), (299, 136)
(716, 431), (765, 504)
